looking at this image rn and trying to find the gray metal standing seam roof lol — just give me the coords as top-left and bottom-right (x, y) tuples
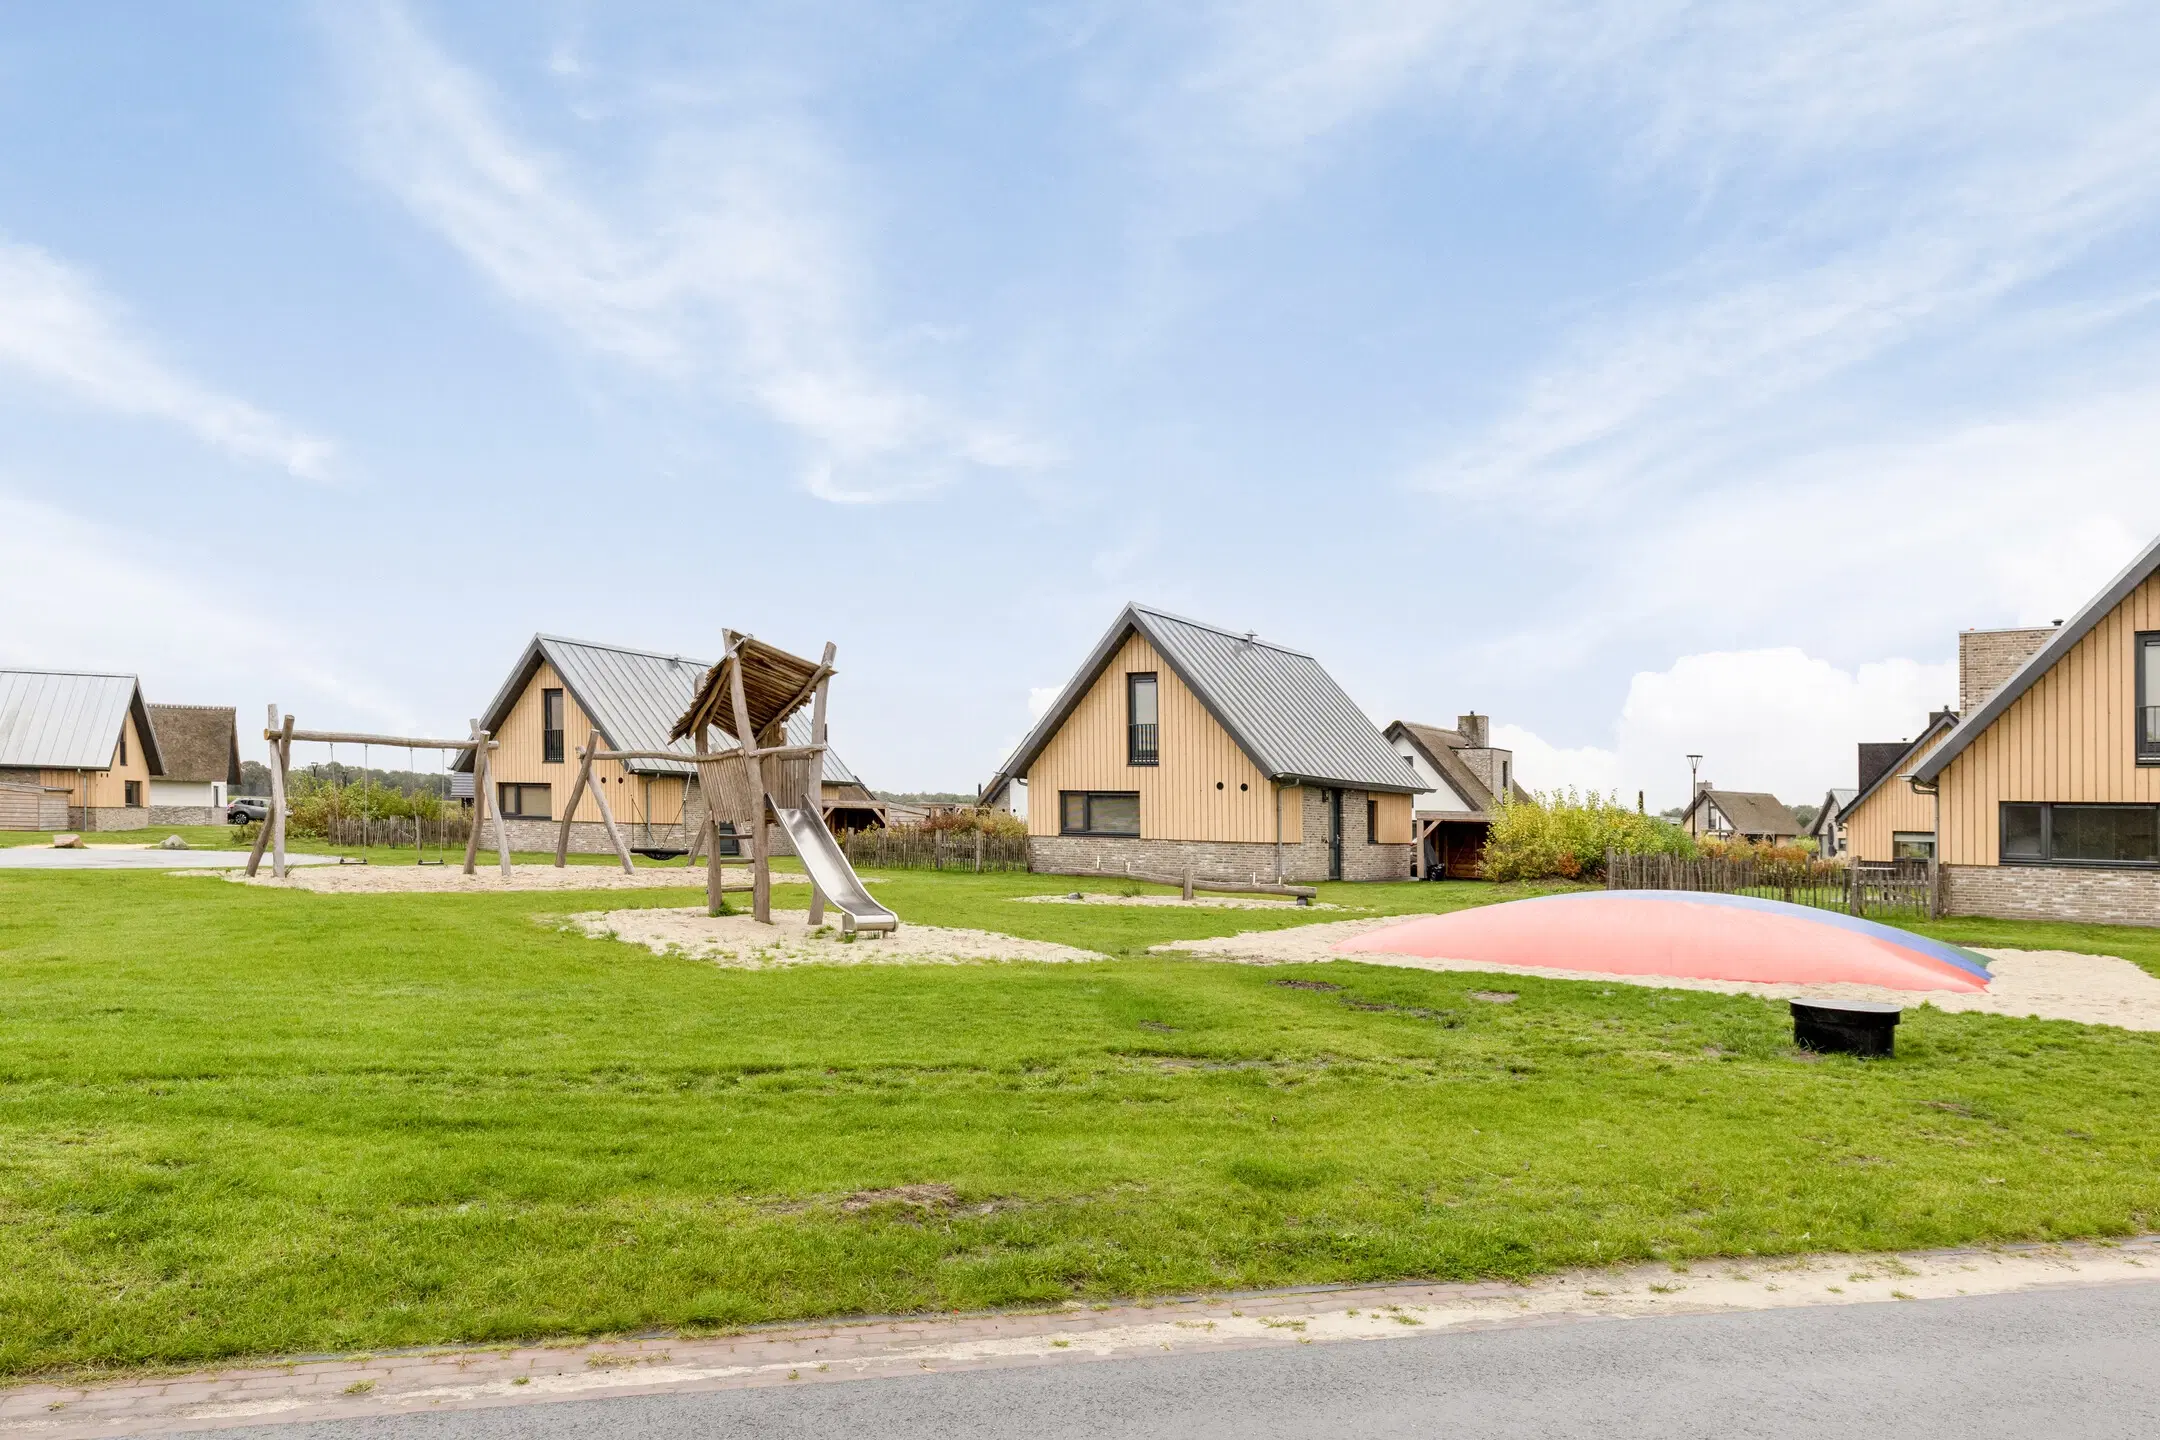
(989, 605), (1419, 796)
(465, 635), (860, 785)
(0, 668), (162, 773)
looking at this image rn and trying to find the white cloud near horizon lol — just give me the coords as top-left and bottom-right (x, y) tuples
(0, 239), (335, 481)
(335, 1), (1051, 503)
(1502, 646), (1958, 811)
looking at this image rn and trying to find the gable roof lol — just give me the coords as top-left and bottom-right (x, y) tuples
(1384, 719), (1533, 816)
(0, 669), (163, 774)
(989, 605), (1418, 799)
(462, 635), (860, 785)
(1808, 788), (1857, 838)
(147, 704), (240, 785)
(1682, 788), (1801, 836)
(1915, 530), (2160, 784)
(1850, 709), (1960, 812)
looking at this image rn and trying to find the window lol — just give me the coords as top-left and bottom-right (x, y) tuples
(1500, 759), (1511, 793)
(1060, 790), (1140, 836)
(2000, 803), (2160, 866)
(1127, 673), (1159, 765)
(542, 688), (566, 764)
(2140, 633), (2160, 764)
(1890, 831), (1935, 861)
(498, 782), (552, 819)
(118, 731), (127, 766)
(124, 780), (141, 808)
(1366, 796), (1379, 844)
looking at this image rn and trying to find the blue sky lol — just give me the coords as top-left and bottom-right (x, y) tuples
(3, 1), (2157, 806)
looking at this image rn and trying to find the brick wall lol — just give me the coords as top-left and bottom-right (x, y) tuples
(1943, 864), (2160, 927)
(150, 805), (220, 826)
(70, 805), (148, 832)
(1029, 784), (1412, 884)
(1958, 627), (2056, 713)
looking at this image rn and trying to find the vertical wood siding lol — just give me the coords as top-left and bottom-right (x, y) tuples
(490, 661), (685, 824)
(1940, 571), (2160, 865)
(1373, 792), (1413, 845)
(1843, 726), (1955, 861)
(1027, 632), (1300, 843)
(41, 709), (153, 809)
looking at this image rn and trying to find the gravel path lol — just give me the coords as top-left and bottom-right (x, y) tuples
(573, 907), (1107, 969)
(211, 863), (819, 895)
(1161, 916), (2160, 1030)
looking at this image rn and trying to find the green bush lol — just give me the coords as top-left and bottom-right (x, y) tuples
(1481, 788), (1696, 882)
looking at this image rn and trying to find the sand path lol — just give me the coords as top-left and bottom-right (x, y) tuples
(574, 907), (1106, 969)
(1161, 916), (2160, 1030)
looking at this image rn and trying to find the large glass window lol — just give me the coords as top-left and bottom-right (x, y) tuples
(1060, 790), (1140, 836)
(1891, 831), (1935, 861)
(1127, 674), (1159, 766)
(542, 688), (566, 764)
(2000, 802), (2160, 866)
(499, 782), (551, 819)
(2140, 633), (2160, 763)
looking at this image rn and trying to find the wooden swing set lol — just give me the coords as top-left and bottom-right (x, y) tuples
(245, 703), (514, 879)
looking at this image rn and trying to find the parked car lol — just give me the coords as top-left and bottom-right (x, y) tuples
(227, 797), (270, 824)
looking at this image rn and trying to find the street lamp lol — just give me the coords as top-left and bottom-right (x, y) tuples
(1685, 753), (1703, 825)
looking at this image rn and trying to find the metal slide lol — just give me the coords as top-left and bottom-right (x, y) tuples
(770, 803), (899, 934)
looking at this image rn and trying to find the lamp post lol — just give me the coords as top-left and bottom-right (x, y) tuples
(1685, 754), (1702, 832)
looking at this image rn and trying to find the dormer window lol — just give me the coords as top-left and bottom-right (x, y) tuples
(1127, 673), (1159, 766)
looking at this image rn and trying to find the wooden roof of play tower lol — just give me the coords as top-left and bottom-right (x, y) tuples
(670, 632), (833, 745)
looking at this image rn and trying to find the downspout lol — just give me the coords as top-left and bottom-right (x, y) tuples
(1912, 776), (1942, 919)
(1273, 782), (1283, 883)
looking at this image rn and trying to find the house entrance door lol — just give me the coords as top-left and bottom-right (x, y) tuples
(1327, 789), (1343, 881)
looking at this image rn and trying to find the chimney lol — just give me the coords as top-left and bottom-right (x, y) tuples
(1695, 779), (1713, 798)
(1456, 713), (1489, 748)
(1958, 625), (2057, 713)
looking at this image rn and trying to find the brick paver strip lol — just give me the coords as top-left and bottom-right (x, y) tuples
(4, 1238), (2156, 1438)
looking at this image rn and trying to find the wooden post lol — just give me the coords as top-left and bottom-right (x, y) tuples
(247, 703), (278, 877)
(480, 740), (512, 878)
(696, 728), (725, 916)
(723, 633), (770, 924)
(581, 735), (635, 875)
(462, 721), (484, 876)
(270, 713), (292, 878)
(1182, 859), (1193, 901)
(975, 829), (984, 875)
(555, 734), (599, 867)
(805, 642), (835, 926)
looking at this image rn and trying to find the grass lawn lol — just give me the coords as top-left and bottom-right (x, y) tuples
(2, 866), (2156, 1380)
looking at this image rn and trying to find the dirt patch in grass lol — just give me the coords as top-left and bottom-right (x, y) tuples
(1168, 920), (2160, 1030)
(571, 907), (1107, 969)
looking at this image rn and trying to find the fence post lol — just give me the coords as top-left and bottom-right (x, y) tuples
(974, 830), (983, 873)
(934, 830), (944, 870)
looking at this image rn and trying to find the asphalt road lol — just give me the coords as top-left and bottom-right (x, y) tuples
(248, 1281), (2160, 1440)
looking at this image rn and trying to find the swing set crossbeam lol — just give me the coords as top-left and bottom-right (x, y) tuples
(265, 728), (495, 751)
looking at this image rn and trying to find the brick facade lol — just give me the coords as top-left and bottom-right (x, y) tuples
(1030, 785), (1412, 884)
(1942, 864), (2160, 927)
(150, 805), (220, 826)
(68, 805), (148, 832)
(1958, 626), (2055, 713)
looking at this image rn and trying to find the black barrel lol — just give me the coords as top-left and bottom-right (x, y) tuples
(1790, 999), (1902, 1058)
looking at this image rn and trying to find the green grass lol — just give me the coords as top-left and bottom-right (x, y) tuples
(1, 867), (2156, 1380)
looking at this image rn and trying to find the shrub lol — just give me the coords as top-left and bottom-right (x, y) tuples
(1481, 789), (1696, 882)
(914, 807), (1027, 839)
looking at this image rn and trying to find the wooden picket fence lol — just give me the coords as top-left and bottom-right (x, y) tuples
(841, 824), (1031, 872)
(1605, 851), (1936, 918)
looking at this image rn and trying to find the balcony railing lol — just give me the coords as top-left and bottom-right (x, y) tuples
(2141, 706), (2160, 761)
(1128, 722), (1159, 765)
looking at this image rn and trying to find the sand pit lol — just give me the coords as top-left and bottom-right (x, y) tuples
(1161, 916), (2160, 1030)
(1014, 892), (1341, 911)
(207, 863), (827, 895)
(574, 907), (1107, 969)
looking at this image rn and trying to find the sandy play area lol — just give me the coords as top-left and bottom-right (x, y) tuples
(1162, 916), (2160, 1030)
(1013, 892), (1341, 911)
(208, 863), (824, 895)
(573, 907), (1107, 969)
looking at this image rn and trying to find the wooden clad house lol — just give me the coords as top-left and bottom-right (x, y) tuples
(1841, 711), (1960, 863)
(1383, 716), (1532, 878)
(981, 605), (1419, 882)
(457, 635), (881, 855)
(0, 668), (163, 831)
(145, 704), (241, 824)
(1807, 787), (1857, 858)
(1897, 534), (2160, 924)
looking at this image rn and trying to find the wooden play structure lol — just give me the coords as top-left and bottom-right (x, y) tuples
(246, 704), (512, 879)
(664, 631), (897, 933)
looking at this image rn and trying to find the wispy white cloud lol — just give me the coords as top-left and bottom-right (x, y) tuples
(0, 239), (335, 481)
(336, 1), (1047, 503)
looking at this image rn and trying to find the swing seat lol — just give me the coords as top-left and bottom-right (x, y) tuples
(337, 856), (370, 865)
(633, 846), (689, 860)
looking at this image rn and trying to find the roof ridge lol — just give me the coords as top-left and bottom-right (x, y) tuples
(0, 666), (142, 680)
(535, 633), (712, 666)
(1128, 604), (1314, 659)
